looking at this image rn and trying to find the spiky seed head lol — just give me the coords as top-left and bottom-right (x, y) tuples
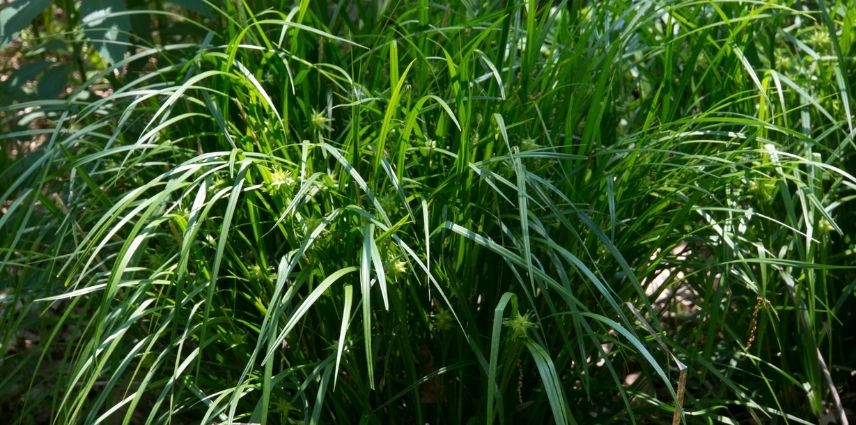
(504, 311), (536, 340)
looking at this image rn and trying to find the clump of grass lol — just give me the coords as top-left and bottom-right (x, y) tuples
(1, 0), (855, 423)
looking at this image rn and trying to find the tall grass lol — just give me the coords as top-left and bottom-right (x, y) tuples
(1, 0), (854, 423)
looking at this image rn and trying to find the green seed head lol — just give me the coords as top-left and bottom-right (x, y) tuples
(310, 109), (332, 131)
(270, 168), (295, 188)
(433, 308), (454, 332)
(504, 311), (536, 340)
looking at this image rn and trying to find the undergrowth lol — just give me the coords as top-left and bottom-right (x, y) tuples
(1, 0), (855, 423)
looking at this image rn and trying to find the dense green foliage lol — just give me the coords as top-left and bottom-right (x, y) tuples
(2, 0), (855, 423)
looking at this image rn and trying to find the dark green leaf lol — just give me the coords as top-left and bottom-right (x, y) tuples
(1, 59), (49, 102)
(0, 0), (53, 47)
(80, 0), (130, 66)
(36, 64), (69, 99)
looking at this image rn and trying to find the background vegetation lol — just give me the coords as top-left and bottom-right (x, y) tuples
(1, 0), (855, 423)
